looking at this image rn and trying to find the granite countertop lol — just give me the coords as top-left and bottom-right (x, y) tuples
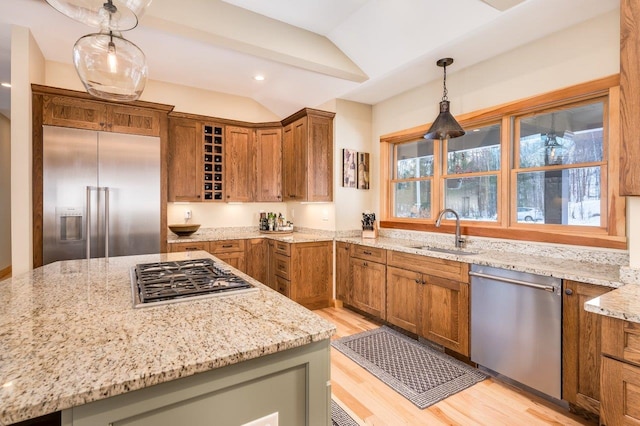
(168, 229), (334, 244)
(0, 252), (336, 425)
(336, 236), (623, 288)
(585, 284), (640, 323)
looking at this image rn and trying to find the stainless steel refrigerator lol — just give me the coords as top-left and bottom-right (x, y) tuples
(43, 125), (160, 265)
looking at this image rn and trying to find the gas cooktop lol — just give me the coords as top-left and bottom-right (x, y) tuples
(131, 258), (257, 308)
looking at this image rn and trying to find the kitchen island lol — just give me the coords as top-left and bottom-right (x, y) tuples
(0, 252), (336, 425)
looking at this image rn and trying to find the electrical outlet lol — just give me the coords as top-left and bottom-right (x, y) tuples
(184, 209), (192, 220)
(322, 209), (329, 221)
(241, 412), (278, 426)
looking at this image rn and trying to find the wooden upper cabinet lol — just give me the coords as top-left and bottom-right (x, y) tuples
(282, 109), (334, 202)
(620, 0), (640, 195)
(307, 112), (333, 201)
(108, 105), (161, 136)
(282, 117), (308, 201)
(42, 94), (161, 136)
(225, 126), (255, 202)
(168, 117), (202, 202)
(256, 127), (282, 202)
(43, 95), (108, 131)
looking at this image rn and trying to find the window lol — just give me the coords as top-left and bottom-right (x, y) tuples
(380, 76), (624, 248)
(443, 123), (501, 222)
(514, 101), (605, 228)
(392, 140), (434, 218)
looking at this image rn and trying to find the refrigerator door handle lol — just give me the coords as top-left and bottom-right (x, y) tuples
(103, 187), (110, 260)
(85, 186), (98, 260)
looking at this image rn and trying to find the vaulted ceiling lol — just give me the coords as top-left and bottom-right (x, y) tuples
(0, 0), (619, 119)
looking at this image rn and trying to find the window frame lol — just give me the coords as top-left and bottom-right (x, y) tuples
(379, 75), (625, 249)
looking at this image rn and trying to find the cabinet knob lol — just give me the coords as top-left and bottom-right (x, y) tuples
(363, 262), (368, 267)
(565, 289), (573, 295)
(415, 278), (421, 284)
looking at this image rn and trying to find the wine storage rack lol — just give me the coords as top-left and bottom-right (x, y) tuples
(203, 124), (224, 201)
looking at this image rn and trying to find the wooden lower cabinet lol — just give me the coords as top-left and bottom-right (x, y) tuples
(386, 266), (420, 334)
(350, 257), (386, 319)
(420, 275), (469, 356)
(269, 240), (333, 309)
(335, 242), (351, 304)
(245, 238), (267, 283)
(601, 317), (640, 425)
(562, 280), (613, 416)
(386, 249), (469, 356)
(209, 239), (246, 273)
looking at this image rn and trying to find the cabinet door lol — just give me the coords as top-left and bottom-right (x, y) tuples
(350, 258), (386, 319)
(290, 241), (332, 310)
(108, 105), (160, 136)
(225, 126), (255, 202)
(386, 266), (421, 334)
(562, 280), (612, 416)
(282, 118), (308, 201)
(245, 238), (267, 284)
(42, 95), (107, 131)
(307, 113), (333, 201)
(215, 251), (246, 272)
(420, 275), (469, 356)
(601, 356), (640, 425)
(168, 118), (202, 202)
(335, 242), (351, 304)
(256, 128), (282, 202)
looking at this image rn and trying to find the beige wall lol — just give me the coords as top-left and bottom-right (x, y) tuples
(0, 113), (10, 271)
(11, 26), (44, 275)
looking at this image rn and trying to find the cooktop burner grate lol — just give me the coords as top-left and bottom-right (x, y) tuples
(133, 258), (255, 306)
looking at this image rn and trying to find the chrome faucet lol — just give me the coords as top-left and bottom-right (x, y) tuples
(435, 209), (464, 248)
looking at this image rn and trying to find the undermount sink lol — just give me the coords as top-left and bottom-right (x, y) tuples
(413, 246), (479, 256)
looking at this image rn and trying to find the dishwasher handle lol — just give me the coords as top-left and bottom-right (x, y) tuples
(469, 270), (556, 292)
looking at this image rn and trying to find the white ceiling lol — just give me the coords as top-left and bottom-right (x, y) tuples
(0, 0), (620, 119)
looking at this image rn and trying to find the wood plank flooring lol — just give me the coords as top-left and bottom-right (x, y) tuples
(315, 307), (593, 426)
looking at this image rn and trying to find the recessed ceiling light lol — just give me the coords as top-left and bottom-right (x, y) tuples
(1, 82), (11, 88)
(253, 75), (265, 81)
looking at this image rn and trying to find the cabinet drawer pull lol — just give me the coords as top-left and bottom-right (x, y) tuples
(186, 247), (199, 251)
(363, 250), (372, 255)
(222, 244), (233, 248)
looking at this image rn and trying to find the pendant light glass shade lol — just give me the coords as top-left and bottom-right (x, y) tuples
(73, 32), (147, 101)
(45, 0), (153, 31)
(424, 58), (465, 140)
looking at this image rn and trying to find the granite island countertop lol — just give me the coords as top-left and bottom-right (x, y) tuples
(0, 252), (336, 425)
(585, 284), (640, 323)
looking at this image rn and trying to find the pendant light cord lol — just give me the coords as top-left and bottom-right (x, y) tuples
(442, 63), (449, 101)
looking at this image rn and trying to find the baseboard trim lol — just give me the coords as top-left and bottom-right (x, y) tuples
(0, 265), (11, 280)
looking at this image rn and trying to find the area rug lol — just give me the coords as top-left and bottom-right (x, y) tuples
(331, 399), (359, 426)
(331, 326), (487, 409)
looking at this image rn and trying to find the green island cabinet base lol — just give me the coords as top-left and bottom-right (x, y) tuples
(62, 340), (331, 426)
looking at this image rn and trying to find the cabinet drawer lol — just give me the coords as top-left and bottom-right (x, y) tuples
(274, 275), (291, 298)
(209, 239), (245, 254)
(272, 240), (291, 256)
(169, 242), (209, 253)
(602, 317), (640, 367)
(351, 244), (386, 263)
(273, 253), (291, 280)
(387, 250), (469, 283)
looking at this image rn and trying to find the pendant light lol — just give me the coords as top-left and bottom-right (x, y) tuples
(73, 31), (147, 101)
(45, 0), (153, 31)
(424, 58), (465, 140)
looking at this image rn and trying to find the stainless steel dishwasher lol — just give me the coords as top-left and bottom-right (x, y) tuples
(470, 264), (562, 400)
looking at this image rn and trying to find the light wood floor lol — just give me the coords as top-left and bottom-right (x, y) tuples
(315, 307), (593, 426)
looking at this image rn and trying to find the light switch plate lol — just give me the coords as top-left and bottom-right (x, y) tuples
(241, 412), (278, 426)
